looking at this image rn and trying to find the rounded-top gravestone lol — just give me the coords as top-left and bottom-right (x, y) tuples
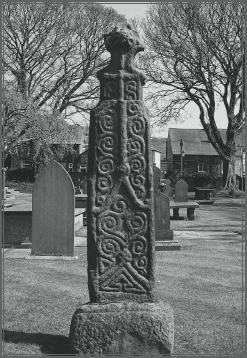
(32, 160), (75, 256)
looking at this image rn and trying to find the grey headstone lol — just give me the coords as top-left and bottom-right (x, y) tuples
(32, 160), (75, 256)
(153, 166), (173, 241)
(174, 179), (188, 202)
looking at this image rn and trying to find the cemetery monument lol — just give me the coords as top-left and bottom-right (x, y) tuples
(69, 24), (174, 355)
(32, 160), (75, 256)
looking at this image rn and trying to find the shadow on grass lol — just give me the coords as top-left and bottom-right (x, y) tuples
(3, 329), (72, 355)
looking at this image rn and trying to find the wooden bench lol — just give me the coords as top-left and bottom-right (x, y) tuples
(170, 201), (199, 220)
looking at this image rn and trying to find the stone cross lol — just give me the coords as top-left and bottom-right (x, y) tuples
(87, 24), (155, 303)
(70, 24), (174, 355)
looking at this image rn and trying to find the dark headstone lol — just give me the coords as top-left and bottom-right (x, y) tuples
(174, 178), (188, 202)
(32, 160), (75, 256)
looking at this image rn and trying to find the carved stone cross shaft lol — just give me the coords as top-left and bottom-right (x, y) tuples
(87, 24), (155, 303)
(70, 25), (174, 356)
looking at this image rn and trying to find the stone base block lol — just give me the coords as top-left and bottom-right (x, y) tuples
(69, 301), (174, 355)
(155, 240), (182, 251)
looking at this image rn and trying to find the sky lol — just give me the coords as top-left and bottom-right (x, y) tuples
(102, 2), (228, 137)
(102, 2), (150, 19)
(101, 2), (228, 137)
(73, 2), (228, 137)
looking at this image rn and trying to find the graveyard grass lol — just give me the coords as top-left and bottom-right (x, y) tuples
(5, 181), (33, 194)
(3, 229), (244, 355)
(3, 182), (244, 355)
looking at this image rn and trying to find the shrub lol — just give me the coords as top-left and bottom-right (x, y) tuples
(193, 172), (223, 189)
(193, 172), (212, 187)
(5, 168), (36, 182)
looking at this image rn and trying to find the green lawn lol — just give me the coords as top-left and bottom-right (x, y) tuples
(3, 233), (244, 355)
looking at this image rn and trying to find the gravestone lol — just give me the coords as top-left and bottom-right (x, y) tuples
(174, 178), (188, 202)
(32, 160), (75, 256)
(164, 179), (173, 200)
(153, 166), (173, 242)
(153, 166), (181, 251)
(69, 24), (174, 355)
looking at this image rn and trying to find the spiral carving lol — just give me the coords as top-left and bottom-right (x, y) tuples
(97, 175), (113, 194)
(88, 93), (153, 298)
(132, 256), (147, 276)
(127, 139), (143, 155)
(98, 158), (114, 175)
(129, 157), (145, 173)
(111, 196), (127, 213)
(98, 236), (121, 258)
(99, 114), (117, 132)
(98, 135), (115, 155)
(130, 174), (145, 187)
(127, 101), (140, 116)
(130, 235), (147, 255)
(128, 116), (145, 137)
(126, 212), (147, 234)
(126, 101), (147, 203)
(98, 211), (126, 243)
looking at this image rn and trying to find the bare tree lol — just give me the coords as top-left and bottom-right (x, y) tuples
(3, 88), (81, 172)
(3, 3), (125, 171)
(3, 3), (125, 118)
(141, 3), (245, 188)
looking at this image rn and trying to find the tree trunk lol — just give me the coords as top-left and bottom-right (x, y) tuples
(223, 156), (236, 189)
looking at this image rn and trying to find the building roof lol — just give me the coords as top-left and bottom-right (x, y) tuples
(150, 137), (167, 160)
(169, 128), (244, 156)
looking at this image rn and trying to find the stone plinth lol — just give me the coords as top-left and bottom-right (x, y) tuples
(69, 301), (174, 355)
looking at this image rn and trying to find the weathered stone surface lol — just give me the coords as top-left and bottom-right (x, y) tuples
(32, 160), (75, 256)
(87, 24), (155, 303)
(69, 301), (174, 355)
(70, 23), (174, 356)
(174, 178), (188, 202)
